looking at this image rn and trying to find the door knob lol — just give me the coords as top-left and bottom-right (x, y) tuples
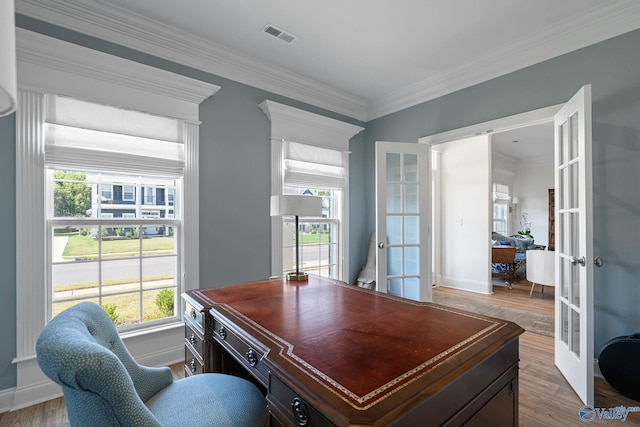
(594, 257), (604, 267)
(571, 256), (586, 266)
(378, 242), (385, 249)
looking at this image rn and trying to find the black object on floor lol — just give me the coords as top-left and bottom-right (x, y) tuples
(599, 333), (640, 402)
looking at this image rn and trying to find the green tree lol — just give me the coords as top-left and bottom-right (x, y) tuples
(54, 171), (92, 217)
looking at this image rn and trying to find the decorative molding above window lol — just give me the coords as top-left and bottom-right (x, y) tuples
(259, 100), (363, 152)
(16, 28), (219, 122)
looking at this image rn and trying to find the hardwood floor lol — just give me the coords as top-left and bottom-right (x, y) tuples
(2, 283), (638, 426)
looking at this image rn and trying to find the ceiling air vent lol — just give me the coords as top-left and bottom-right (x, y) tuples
(263, 23), (297, 44)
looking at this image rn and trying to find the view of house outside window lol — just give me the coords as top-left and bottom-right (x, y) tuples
(281, 186), (340, 279)
(49, 170), (179, 328)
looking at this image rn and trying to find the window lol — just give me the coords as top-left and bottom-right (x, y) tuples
(261, 100), (363, 282)
(123, 184), (135, 201)
(49, 170), (179, 325)
(100, 184), (112, 200)
(493, 183), (511, 235)
(282, 187), (341, 278)
(44, 94), (184, 329)
(15, 29), (217, 398)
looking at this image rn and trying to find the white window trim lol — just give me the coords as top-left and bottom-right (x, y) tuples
(13, 29), (219, 410)
(259, 100), (363, 282)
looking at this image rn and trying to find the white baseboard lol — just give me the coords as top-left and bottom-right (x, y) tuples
(438, 276), (493, 295)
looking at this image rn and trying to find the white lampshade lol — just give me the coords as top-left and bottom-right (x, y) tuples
(270, 195), (322, 217)
(0, 0), (17, 117)
(512, 197), (519, 205)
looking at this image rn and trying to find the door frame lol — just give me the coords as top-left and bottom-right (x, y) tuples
(419, 104), (563, 290)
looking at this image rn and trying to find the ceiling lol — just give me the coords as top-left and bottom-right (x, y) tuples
(492, 122), (554, 162)
(16, 0), (640, 121)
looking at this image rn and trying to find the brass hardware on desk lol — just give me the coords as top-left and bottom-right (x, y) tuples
(189, 333), (197, 346)
(189, 358), (196, 373)
(246, 348), (258, 367)
(190, 308), (197, 320)
(291, 397), (309, 426)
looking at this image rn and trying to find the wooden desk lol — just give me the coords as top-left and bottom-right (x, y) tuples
(182, 276), (523, 426)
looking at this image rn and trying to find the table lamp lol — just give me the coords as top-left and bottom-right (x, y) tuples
(271, 194), (322, 281)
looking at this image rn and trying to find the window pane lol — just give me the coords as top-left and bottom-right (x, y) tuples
(387, 216), (402, 245)
(388, 278), (402, 297)
(386, 153), (401, 182)
(282, 187), (341, 280)
(404, 183), (418, 213)
(387, 247), (402, 276)
(403, 153), (418, 182)
(52, 171), (92, 218)
(404, 246), (419, 275)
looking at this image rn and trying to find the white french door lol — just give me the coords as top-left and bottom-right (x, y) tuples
(554, 85), (594, 405)
(375, 142), (431, 302)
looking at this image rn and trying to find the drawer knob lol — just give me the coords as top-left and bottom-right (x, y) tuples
(291, 397), (309, 426)
(189, 358), (196, 373)
(190, 308), (197, 320)
(189, 333), (197, 346)
(218, 326), (227, 340)
(246, 348), (259, 367)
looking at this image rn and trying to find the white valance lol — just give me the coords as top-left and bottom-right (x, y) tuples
(44, 94), (184, 176)
(283, 141), (345, 189)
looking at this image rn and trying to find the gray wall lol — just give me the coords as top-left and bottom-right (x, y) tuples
(362, 29), (640, 355)
(0, 113), (16, 390)
(1, 15), (639, 392)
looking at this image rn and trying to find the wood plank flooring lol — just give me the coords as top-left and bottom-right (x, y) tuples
(2, 282), (638, 426)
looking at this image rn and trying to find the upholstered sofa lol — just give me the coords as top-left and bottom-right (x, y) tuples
(491, 232), (544, 283)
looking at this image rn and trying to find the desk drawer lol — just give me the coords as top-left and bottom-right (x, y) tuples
(185, 346), (204, 376)
(184, 323), (205, 360)
(268, 375), (332, 427)
(212, 317), (269, 384)
(184, 300), (205, 332)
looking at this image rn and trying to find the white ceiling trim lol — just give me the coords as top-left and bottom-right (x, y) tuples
(17, 1), (640, 122)
(16, 0), (368, 121)
(369, 1), (640, 120)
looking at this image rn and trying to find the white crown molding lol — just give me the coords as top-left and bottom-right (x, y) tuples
(16, 0), (368, 121)
(16, 28), (219, 122)
(368, 1), (640, 120)
(17, 0), (640, 122)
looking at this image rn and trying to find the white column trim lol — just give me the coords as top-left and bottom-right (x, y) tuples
(182, 121), (199, 291)
(270, 139), (285, 277)
(15, 89), (46, 363)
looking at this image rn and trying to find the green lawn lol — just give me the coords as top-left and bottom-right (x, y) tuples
(63, 234), (174, 259)
(53, 288), (172, 325)
(298, 232), (330, 244)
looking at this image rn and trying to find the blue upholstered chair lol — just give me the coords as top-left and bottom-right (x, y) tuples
(36, 302), (267, 427)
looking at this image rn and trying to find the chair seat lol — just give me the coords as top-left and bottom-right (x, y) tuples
(146, 373), (267, 427)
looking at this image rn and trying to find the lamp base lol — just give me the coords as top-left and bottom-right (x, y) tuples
(286, 272), (309, 281)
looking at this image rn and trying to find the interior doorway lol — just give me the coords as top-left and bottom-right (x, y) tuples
(421, 104), (560, 292)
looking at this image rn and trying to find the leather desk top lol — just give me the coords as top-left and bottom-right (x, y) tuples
(192, 276), (523, 423)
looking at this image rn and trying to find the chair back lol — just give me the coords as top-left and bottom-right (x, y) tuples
(36, 302), (162, 426)
(526, 250), (556, 287)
